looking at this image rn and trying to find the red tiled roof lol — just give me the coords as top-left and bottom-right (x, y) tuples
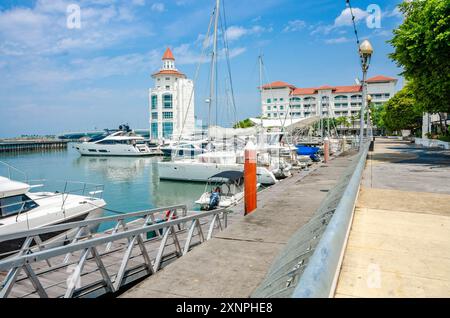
(292, 85), (362, 95)
(316, 85), (334, 90)
(152, 69), (186, 77)
(334, 85), (362, 93)
(162, 47), (175, 60)
(292, 87), (316, 95)
(366, 75), (396, 83)
(261, 81), (295, 89)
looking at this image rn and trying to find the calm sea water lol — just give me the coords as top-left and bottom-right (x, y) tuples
(0, 144), (205, 216)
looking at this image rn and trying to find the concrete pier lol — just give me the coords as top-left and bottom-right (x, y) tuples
(121, 149), (361, 298)
(335, 139), (450, 297)
(0, 139), (68, 153)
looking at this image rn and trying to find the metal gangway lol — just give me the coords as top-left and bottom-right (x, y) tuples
(0, 205), (230, 298)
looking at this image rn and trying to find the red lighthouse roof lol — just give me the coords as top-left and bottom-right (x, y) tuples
(162, 47), (175, 60)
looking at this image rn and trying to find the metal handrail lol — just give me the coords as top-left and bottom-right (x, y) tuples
(0, 208), (225, 271)
(292, 142), (369, 298)
(0, 206), (229, 298)
(0, 160), (28, 182)
(0, 204), (187, 243)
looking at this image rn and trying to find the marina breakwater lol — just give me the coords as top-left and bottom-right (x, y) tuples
(0, 139), (69, 153)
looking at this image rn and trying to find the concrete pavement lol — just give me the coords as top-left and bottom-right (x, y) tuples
(335, 138), (450, 297)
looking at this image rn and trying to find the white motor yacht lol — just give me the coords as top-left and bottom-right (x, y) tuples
(0, 174), (106, 257)
(75, 125), (160, 157)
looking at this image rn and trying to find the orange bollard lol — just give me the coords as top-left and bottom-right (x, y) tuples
(324, 137), (330, 163)
(244, 140), (257, 215)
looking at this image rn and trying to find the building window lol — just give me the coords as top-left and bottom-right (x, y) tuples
(152, 112), (158, 120)
(274, 98), (278, 102)
(151, 123), (158, 139)
(151, 95), (157, 110)
(384, 93), (390, 98)
(267, 113), (271, 117)
(163, 94), (173, 109)
(162, 112), (173, 119)
(267, 106), (271, 110)
(162, 122), (173, 138)
(165, 77), (170, 81)
(280, 98), (284, 101)
(267, 98), (271, 103)
(273, 106), (277, 110)
(280, 106), (284, 110)
(165, 86), (170, 90)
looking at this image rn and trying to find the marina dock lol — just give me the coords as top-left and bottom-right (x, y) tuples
(0, 139), (69, 153)
(1, 139), (448, 298)
(121, 148), (361, 298)
(122, 138), (450, 298)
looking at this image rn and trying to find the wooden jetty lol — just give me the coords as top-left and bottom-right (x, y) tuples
(0, 139), (69, 153)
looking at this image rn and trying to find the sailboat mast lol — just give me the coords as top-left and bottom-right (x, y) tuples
(259, 53), (263, 129)
(208, 0), (220, 141)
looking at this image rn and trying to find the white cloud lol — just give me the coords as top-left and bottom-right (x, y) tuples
(311, 7), (368, 36)
(283, 20), (306, 32)
(334, 8), (368, 27)
(173, 43), (246, 65)
(0, 0), (152, 56)
(384, 7), (402, 18)
(225, 25), (268, 42)
(151, 3), (165, 12)
(324, 37), (352, 44)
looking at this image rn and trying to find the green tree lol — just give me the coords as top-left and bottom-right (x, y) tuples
(382, 85), (422, 133)
(233, 118), (255, 129)
(389, 0), (450, 134)
(370, 103), (387, 133)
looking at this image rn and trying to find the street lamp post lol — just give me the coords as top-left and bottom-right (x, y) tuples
(366, 94), (373, 138)
(359, 39), (373, 151)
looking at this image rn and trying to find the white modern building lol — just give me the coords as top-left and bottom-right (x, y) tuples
(149, 48), (195, 141)
(261, 75), (398, 120)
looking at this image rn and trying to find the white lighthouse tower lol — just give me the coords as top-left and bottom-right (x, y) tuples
(149, 48), (195, 142)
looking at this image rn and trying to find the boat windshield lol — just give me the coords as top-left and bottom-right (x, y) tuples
(0, 194), (39, 219)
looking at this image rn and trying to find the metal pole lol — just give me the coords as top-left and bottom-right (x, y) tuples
(359, 61), (367, 151)
(207, 0), (220, 141)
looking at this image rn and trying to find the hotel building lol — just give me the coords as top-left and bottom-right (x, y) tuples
(149, 48), (195, 141)
(261, 75), (398, 120)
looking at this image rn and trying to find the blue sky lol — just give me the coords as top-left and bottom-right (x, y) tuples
(0, 0), (404, 137)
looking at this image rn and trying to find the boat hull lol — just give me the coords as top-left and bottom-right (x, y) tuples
(158, 161), (277, 185)
(74, 143), (160, 157)
(0, 200), (105, 259)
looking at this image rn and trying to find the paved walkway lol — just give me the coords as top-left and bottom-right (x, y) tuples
(121, 150), (360, 298)
(335, 138), (450, 298)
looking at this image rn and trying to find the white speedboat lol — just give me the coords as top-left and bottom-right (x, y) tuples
(75, 126), (159, 157)
(158, 151), (278, 185)
(195, 171), (259, 210)
(0, 174), (106, 258)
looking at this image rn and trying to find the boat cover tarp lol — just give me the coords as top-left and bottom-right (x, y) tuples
(208, 171), (244, 183)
